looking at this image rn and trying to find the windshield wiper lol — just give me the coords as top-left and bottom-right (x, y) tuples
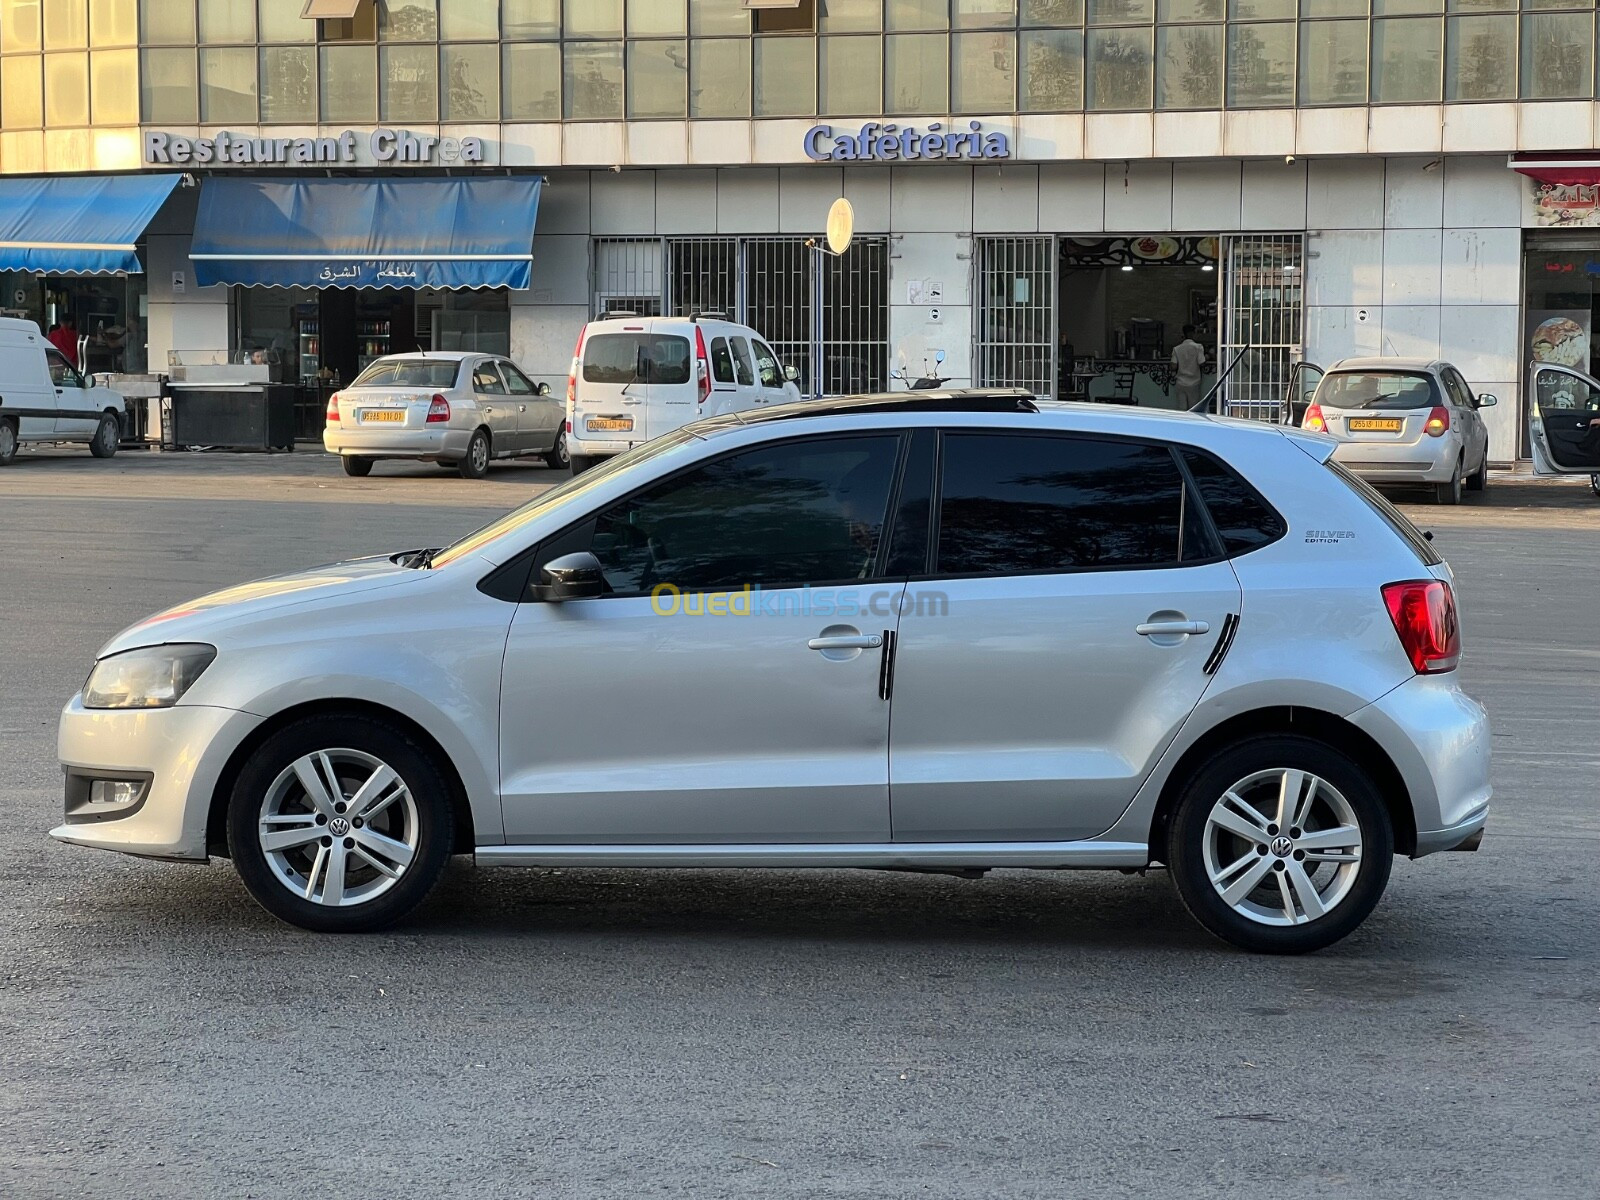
(397, 547), (439, 569)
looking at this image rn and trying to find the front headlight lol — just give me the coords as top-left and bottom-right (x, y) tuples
(83, 644), (217, 710)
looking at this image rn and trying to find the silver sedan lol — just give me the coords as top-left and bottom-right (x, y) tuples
(323, 352), (567, 479)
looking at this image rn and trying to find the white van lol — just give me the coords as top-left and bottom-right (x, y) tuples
(0, 317), (125, 466)
(565, 314), (803, 472)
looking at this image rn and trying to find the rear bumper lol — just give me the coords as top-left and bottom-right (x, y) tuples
(323, 426), (471, 459)
(568, 433), (641, 458)
(1329, 439), (1460, 483)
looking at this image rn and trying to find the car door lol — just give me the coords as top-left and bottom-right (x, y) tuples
(1284, 361), (1322, 425)
(1528, 363), (1600, 475)
(750, 338), (792, 407)
(498, 431), (907, 845)
(47, 348), (98, 437)
(1439, 367), (1484, 466)
(500, 359), (559, 452)
(888, 430), (1243, 843)
(471, 359), (518, 452)
(728, 335), (761, 413)
(706, 333), (742, 417)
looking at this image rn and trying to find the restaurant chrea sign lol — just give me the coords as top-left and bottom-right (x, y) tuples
(144, 128), (487, 167)
(804, 121), (1010, 163)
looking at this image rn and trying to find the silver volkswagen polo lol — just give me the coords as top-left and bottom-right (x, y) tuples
(55, 392), (1490, 953)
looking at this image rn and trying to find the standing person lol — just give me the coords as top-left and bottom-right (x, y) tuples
(1171, 324), (1206, 410)
(47, 314), (79, 367)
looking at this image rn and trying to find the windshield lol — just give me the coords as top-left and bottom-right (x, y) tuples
(1316, 371), (1440, 410)
(429, 428), (704, 569)
(350, 359), (462, 389)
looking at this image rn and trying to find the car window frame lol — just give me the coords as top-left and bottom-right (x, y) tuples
(46, 347), (84, 389)
(1444, 368), (1476, 411)
(500, 360), (537, 397)
(709, 335), (737, 386)
(752, 340), (782, 388)
(729, 336), (757, 387)
(472, 358), (508, 395)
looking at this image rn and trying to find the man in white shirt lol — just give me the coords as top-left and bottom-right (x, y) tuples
(1171, 325), (1207, 410)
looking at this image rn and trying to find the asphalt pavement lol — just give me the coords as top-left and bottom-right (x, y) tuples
(1, 446), (1596, 1199)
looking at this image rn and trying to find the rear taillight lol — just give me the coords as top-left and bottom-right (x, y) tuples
(695, 325), (711, 405)
(564, 418), (571, 434)
(1383, 579), (1460, 674)
(325, 393), (341, 424)
(567, 325), (586, 407)
(426, 394), (450, 423)
(1303, 403), (1325, 432)
(1424, 406), (1450, 437)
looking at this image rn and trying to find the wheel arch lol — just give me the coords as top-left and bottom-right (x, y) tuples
(1147, 706), (1416, 860)
(205, 697), (477, 858)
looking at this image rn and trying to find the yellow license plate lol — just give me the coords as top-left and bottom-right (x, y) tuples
(362, 409), (405, 423)
(586, 417), (634, 432)
(1348, 418), (1402, 432)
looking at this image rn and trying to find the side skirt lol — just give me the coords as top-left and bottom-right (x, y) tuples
(475, 840), (1150, 870)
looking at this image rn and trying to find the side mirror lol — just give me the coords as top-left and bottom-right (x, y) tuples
(784, 364), (800, 383)
(1477, 393), (1498, 407)
(535, 381), (552, 397)
(531, 551), (605, 602)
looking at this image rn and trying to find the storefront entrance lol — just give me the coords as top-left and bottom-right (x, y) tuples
(1523, 232), (1600, 459)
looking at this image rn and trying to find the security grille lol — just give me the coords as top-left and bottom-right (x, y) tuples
(974, 236), (1056, 397)
(1217, 234), (1305, 422)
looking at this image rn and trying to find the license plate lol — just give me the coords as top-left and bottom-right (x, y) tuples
(1348, 418), (1402, 432)
(362, 409), (405, 424)
(586, 417), (634, 432)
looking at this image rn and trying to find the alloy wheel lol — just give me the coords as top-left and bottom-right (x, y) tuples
(257, 748), (418, 907)
(471, 436), (489, 473)
(1200, 768), (1363, 927)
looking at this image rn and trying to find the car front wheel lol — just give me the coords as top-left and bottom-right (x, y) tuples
(1166, 734), (1394, 954)
(0, 419), (16, 465)
(89, 413), (120, 458)
(226, 715), (454, 932)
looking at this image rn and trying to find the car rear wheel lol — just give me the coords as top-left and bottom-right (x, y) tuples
(227, 715), (454, 932)
(342, 455), (374, 477)
(1166, 735), (1394, 954)
(458, 429), (490, 479)
(543, 428), (569, 470)
(88, 413), (120, 458)
(1465, 456), (1488, 492)
(1434, 461), (1462, 505)
(0, 419), (16, 466)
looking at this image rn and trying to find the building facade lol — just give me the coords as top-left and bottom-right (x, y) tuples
(8, 0), (1600, 455)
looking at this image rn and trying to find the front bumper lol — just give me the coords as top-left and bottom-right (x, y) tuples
(50, 698), (263, 861)
(1329, 438), (1461, 484)
(323, 426), (471, 460)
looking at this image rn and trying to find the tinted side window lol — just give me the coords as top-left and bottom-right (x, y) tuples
(1181, 449), (1287, 556)
(752, 341), (780, 387)
(730, 336), (756, 386)
(587, 436), (900, 594)
(710, 336), (735, 384)
(473, 363), (506, 394)
(936, 433), (1188, 575)
(1444, 369), (1474, 409)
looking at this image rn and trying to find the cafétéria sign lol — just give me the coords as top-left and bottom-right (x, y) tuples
(804, 121), (1010, 163)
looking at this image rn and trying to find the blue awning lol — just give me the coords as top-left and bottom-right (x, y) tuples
(190, 177), (542, 290)
(0, 174), (182, 274)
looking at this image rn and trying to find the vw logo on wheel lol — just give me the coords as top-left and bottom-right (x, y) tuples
(328, 816), (350, 837)
(1270, 835), (1294, 858)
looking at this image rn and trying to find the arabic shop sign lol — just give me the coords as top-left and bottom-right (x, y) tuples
(315, 263), (422, 284)
(804, 121), (1010, 163)
(144, 128), (488, 167)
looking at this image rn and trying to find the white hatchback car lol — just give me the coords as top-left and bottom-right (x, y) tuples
(53, 391), (1490, 953)
(324, 352), (565, 479)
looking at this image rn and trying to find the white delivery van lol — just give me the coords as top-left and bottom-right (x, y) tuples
(565, 313), (803, 473)
(0, 317), (125, 466)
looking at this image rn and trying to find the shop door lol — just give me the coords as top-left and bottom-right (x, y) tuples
(1219, 235), (1304, 421)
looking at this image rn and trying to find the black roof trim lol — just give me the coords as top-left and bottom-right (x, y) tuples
(713, 389), (1039, 428)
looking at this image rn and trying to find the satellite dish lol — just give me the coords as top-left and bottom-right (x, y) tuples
(826, 197), (855, 256)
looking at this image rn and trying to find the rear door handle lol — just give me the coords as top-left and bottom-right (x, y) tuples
(1136, 620), (1210, 637)
(808, 634), (883, 651)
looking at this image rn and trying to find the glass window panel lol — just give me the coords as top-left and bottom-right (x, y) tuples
(198, 0), (254, 43)
(1227, 21), (1293, 107)
(1445, 14), (1513, 99)
(89, 0), (136, 46)
(1023, 0), (1082, 20)
(567, 0), (623, 37)
(630, 0), (687, 36)
(1447, 0), (1511, 9)
(442, 42), (498, 117)
(44, 0), (87, 49)
(820, 34), (883, 113)
(1374, 0), (1442, 13)
(1160, 0), (1222, 19)
(2, 52), (42, 125)
(140, 0), (193, 45)
(954, 31), (1016, 109)
(261, 0), (315, 41)
(1524, 0), (1592, 9)
(505, 0), (561, 37)
(564, 41), (624, 117)
(1370, 17), (1441, 101)
(690, 36), (750, 114)
(820, 0), (882, 31)
(504, 41), (561, 117)
(380, 44), (437, 120)
(379, 1), (438, 40)
(1230, 0), (1292, 16)
(956, 0), (1018, 26)
(690, 0), (749, 35)
(1086, 0), (1152, 24)
(886, 31), (947, 110)
(1156, 23), (1221, 108)
(261, 46), (317, 121)
(627, 38), (687, 116)
(4, 0), (41, 52)
(1303, 0), (1364, 13)
(1298, 19), (1366, 103)
(1522, 13), (1593, 99)
(140, 48), (195, 121)
(1020, 27), (1082, 108)
(888, 0), (949, 29)
(1085, 26), (1151, 109)
(200, 46), (256, 120)
(321, 44), (378, 122)
(440, 0), (498, 39)
(89, 46), (135, 122)
(754, 33), (816, 114)
(43, 51), (88, 123)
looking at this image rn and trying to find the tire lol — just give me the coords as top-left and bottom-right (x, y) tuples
(543, 428), (570, 471)
(1465, 455), (1487, 493)
(1590, 474), (1600, 499)
(342, 455), (374, 477)
(1165, 734), (1395, 954)
(458, 428), (490, 479)
(1434, 461), (1462, 505)
(0, 419), (16, 466)
(226, 714), (455, 933)
(88, 412), (120, 458)
(568, 453), (599, 475)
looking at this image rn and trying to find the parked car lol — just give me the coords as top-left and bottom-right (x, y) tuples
(323, 352), (565, 479)
(52, 390), (1489, 953)
(566, 313), (802, 473)
(1527, 358), (1600, 498)
(1299, 357), (1494, 504)
(0, 316), (125, 465)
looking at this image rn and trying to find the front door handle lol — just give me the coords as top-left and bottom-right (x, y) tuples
(1136, 619), (1210, 637)
(808, 633), (883, 651)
